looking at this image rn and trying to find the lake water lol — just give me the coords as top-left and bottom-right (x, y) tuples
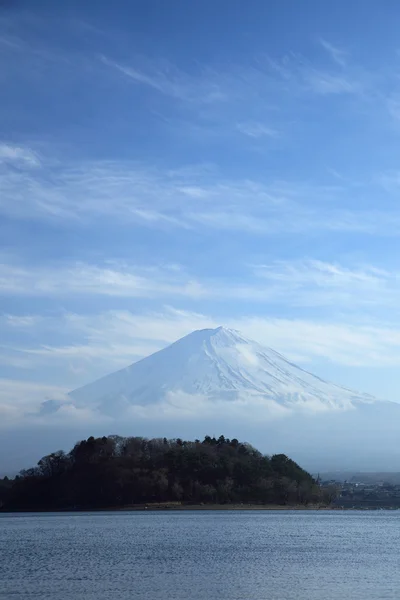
(1, 510), (400, 599)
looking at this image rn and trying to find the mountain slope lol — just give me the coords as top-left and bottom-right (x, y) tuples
(66, 326), (378, 415)
(21, 326), (400, 473)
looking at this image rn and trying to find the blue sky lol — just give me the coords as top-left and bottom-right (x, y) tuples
(3, 0), (400, 423)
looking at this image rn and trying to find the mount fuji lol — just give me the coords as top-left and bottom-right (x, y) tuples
(20, 326), (400, 473)
(60, 326), (378, 416)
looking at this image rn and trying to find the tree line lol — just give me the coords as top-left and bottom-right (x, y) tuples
(0, 434), (336, 510)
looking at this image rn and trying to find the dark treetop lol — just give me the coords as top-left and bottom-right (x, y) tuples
(0, 434), (335, 510)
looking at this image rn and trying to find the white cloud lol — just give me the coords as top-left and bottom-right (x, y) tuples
(0, 350), (37, 369)
(0, 34), (24, 51)
(125, 390), (291, 422)
(384, 96), (400, 124)
(263, 51), (365, 97)
(100, 56), (226, 104)
(0, 143), (40, 166)
(101, 50), (365, 104)
(319, 39), (348, 67)
(98, 48), (400, 139)
(108, 55), (400, 171)
(376, 170), (400, 192)
(0, 307), (212, 376)
(0, 378), (69, 425)
(4, 314), (43, 327)
(2, 145), (400, 236)
(252, 259), (395, 308)
(2, 257), (400, 315)
(0, 378), (68, 405)
(236, 317), (400, 368)
(0, 260), (209, 299)
(305, 70), (361, 95)
(236, 122), (279, 138)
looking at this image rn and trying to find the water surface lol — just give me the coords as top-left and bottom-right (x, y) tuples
(1, 510), (399, 599)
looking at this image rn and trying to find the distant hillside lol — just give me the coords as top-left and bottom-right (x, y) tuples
(0, 435), (336, 510)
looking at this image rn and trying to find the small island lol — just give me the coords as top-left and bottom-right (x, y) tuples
(0, 435), (337, 511)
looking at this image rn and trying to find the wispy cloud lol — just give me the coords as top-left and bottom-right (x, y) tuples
(100, 56), (226, 104)
(100, 48), (369, 119)
(0, 308), (213, 388)
(319, 38), (348, 67)
(236, 122), (279, 138)
(3, 254), (400, 398)
(261, 51), (364, 97)
(3, 314), (43, 328)
(0, 377), (110, 428)
(0, 33), (24, 51)
(387, 97), (400, 122)
(98, 45), (386, 143)
(238, 317), (400, 369)
(305, 71), (361, 95)
(0, 143), (40, 166)
(0, 260), (208, 299)
(2, 256), (400, 313)
(0, 378), (68, 419)
(377, 169), (400, 191)
(2, 146), (400, 236)
(252, 259), (393, 308)
(224, 258), (400, 310)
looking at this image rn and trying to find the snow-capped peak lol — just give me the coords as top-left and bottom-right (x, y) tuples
(66, 326), (378, 415)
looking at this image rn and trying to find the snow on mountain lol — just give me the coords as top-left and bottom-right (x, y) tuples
(24, 326), (400, 473)
(64, 326), (378, 416)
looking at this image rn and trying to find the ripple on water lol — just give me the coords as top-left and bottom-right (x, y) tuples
(1, 510), (400, 600)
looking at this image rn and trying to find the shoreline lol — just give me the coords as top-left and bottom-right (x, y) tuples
(1, 503), (349, 513)
(4, 502), (399, 513)
(109, 504), (334, 511)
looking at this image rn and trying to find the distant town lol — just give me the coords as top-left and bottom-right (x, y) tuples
(321, 473), (400, 509)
